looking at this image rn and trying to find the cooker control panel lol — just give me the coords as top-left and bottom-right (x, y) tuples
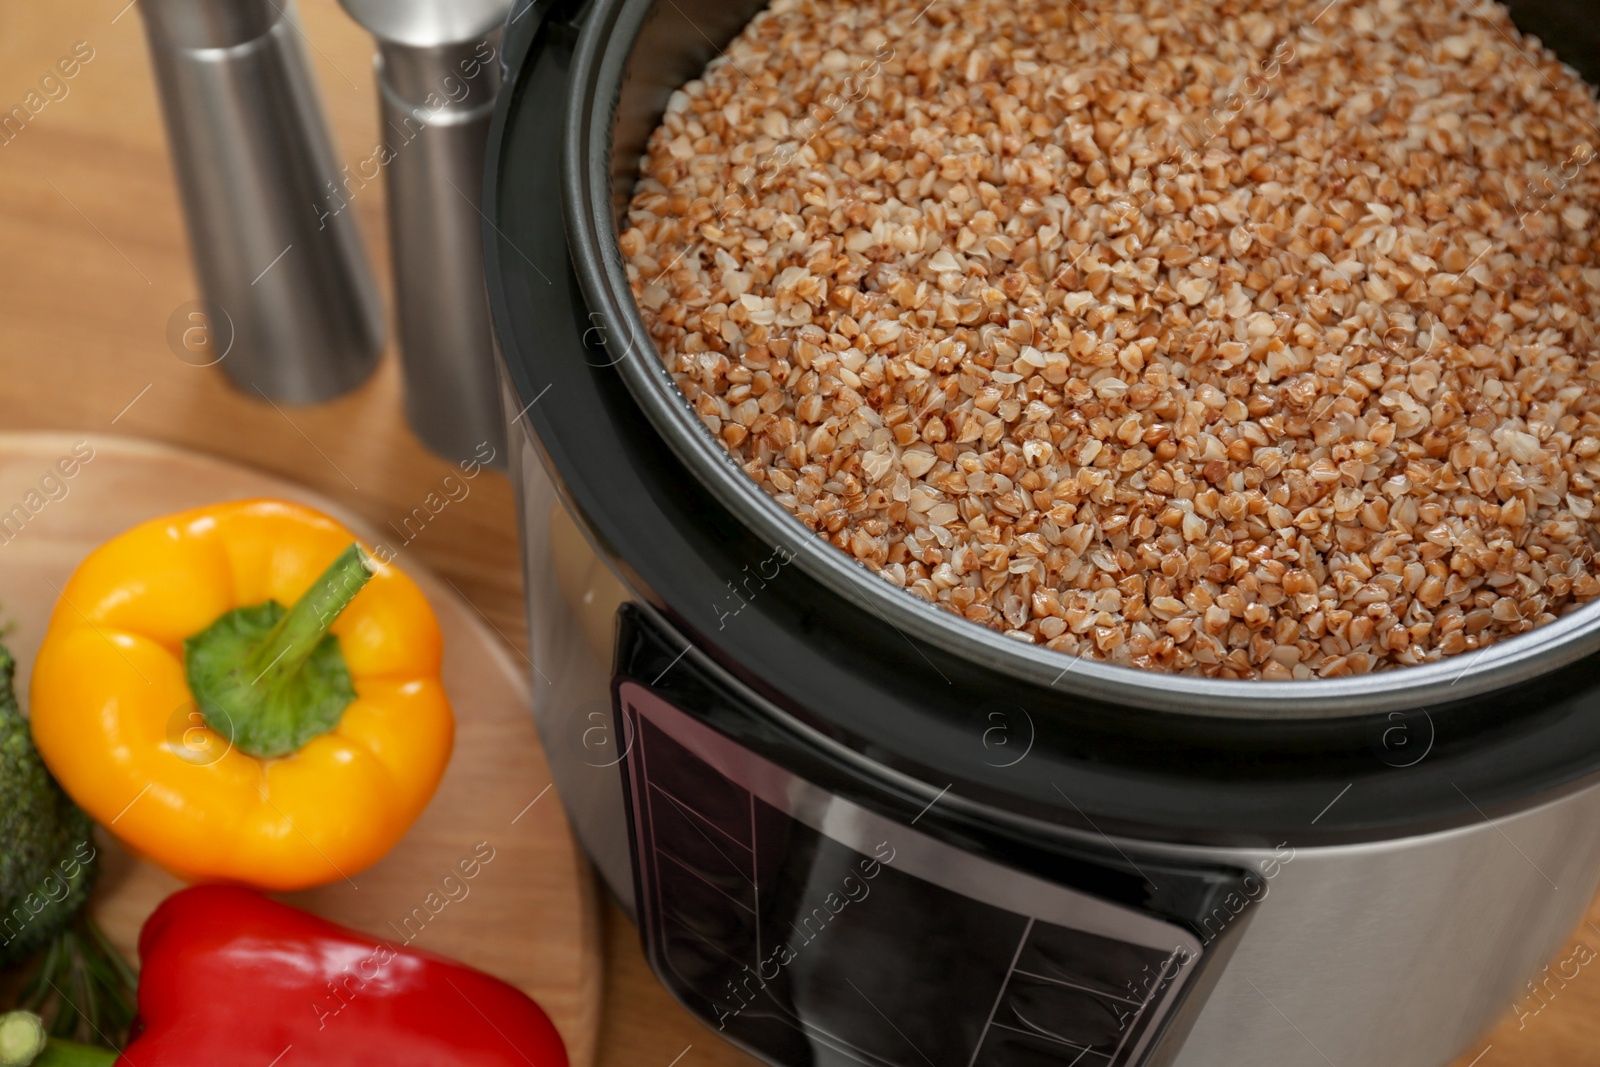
(618, 678), (1199, 1065)
(612, 625), (1228, 1067)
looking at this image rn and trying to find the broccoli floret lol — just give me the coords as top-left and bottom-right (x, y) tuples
(0, 643), (134, 1052)
(0, 644), (94, 966)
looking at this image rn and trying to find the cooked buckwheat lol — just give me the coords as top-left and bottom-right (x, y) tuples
(621, 0), (1600, 678)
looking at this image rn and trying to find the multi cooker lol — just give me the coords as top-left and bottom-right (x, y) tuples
(483, 1), (1600, 1063)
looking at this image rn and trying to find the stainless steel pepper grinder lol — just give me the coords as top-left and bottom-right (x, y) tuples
(141, 0), (385, 403)
(337, 0), (512, 464)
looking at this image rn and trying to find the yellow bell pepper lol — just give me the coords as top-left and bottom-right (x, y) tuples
(29, 499), (454, 891)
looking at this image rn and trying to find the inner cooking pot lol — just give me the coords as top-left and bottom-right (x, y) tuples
(561, 0), (1600, 719)
(486, 0), (1600, 848)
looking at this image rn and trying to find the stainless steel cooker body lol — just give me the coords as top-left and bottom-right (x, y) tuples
(484, 0), (1600, 1063)
(508, 436), (1600, 1067)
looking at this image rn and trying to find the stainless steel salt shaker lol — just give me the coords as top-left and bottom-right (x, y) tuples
(337, 0), (512, 464)
(140, 0), (385, 404)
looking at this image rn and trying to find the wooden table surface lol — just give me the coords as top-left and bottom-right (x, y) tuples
(2, 3), (1598, 1065)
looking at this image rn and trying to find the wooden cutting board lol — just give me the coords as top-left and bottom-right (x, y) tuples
(0, 432), (601, 1067)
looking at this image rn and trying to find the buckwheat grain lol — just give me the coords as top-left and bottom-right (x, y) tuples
(622, 0), (1600, 678)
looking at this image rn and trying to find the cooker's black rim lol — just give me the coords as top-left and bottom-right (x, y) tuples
(562, 0), (1600, 719)
(485, 0), (1600, 845)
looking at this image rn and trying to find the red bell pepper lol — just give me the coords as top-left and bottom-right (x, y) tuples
(12, 886), (569, 1067)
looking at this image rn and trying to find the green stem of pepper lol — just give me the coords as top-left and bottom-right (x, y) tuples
(184, 543), (374, 759)
(247, 544), (374, 687)
(27, 1040), (119, 1067)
